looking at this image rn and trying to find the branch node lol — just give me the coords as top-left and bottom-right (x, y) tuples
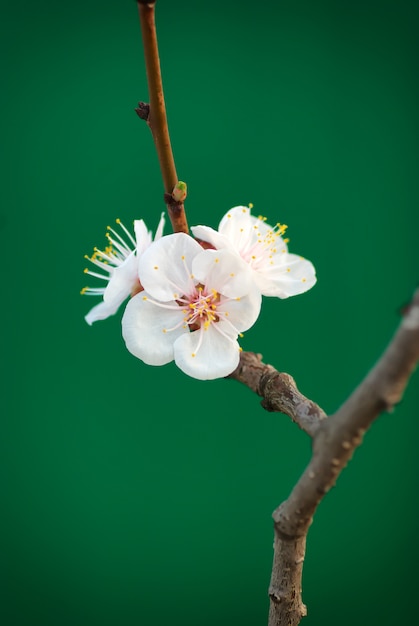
(163, 193), (182, 210)
(135, 101), (150, 122)
(259, 371), (283, 411)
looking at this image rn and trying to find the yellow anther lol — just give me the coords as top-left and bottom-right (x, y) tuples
(230, 273), (235, 277)
(162, 329), (167, 333)
(240, 228), (244, 232)
(235, 297), (241, 301)
(248, 202), (253, 209)
(215, 258), (219, 263)
(251, 255), (256, 260)
(239, 333), (244, 338)
(302, 278), (307, 283)
(227, 213), (231, 218)
(83, 268), (89, 273)
(80, 287), (87, 295)
(242, 208), (247, 213)
(154, 266), (158, 270)
(190, 274), (194, 279)
(284, 238), (290, 244)
(211, 305), (216, 310)
(286, 268), (291, 272)
(181, 255), (185, 260)
(116, 218), (121, 224)
(143, 296), (147, 300)
(191, 353), (196, 358)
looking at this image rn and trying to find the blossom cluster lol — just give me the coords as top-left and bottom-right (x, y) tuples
(81, 206), (316, 380)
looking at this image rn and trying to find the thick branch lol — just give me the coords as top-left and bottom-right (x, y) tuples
(267, 288), (419, 626)
(136, 1), (189, 234)
(228, 352), (326, 436)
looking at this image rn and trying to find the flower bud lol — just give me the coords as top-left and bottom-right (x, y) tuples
(172, 181), (187, 202)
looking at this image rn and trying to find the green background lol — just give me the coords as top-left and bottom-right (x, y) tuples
(2, 0), (418, 624)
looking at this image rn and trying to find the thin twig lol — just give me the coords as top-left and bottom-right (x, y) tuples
(136, 0), (189, 234)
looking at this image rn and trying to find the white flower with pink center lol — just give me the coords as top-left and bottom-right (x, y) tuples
(82, 215), (165, 325)
(191, 205), (316, 298)
(121, 233), (261, 380)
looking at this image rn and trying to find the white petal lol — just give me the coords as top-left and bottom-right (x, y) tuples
(85, 300), (121, 325)
(190, 225), (232, 250)
(192, 248), (252, 298)
(174, 325), (240, 380)
(217, 206), (255, 249)
(154, 212), (166, 241)
(254, 253), (317, 298)
(103, 251), (138, 304)
(139, 233), (202, 301)
(122, 293), (187, 365)
(218, 285), (262, 332)
(134, 220), (153, 256)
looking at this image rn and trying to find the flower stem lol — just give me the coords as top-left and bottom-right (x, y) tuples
(137, 0), (189, 234)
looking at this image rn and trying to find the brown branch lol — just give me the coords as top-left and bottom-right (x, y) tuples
(136, 1), (189, 234)
(229, 290), (419, 625)
(266, 287), (419, 626)
(228, 352), (326, 437)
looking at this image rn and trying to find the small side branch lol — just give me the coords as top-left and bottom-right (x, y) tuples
(136, 1), (189, 234)
(228, 352), (326, 436)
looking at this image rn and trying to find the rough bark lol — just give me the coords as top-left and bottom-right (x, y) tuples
(230, 288), (419, 625)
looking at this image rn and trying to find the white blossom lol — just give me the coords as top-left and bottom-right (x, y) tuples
(82, 215), (165, 325)
(122, 233), (261, 380)
(192, 206), (316, 298)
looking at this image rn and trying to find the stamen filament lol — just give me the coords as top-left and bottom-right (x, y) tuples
(84, 270), (110, 281)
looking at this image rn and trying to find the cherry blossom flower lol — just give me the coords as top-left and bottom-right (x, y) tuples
(191, 205), (316, 298)
(81, 214), (165, 325)
(122, 232), (261, 380)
